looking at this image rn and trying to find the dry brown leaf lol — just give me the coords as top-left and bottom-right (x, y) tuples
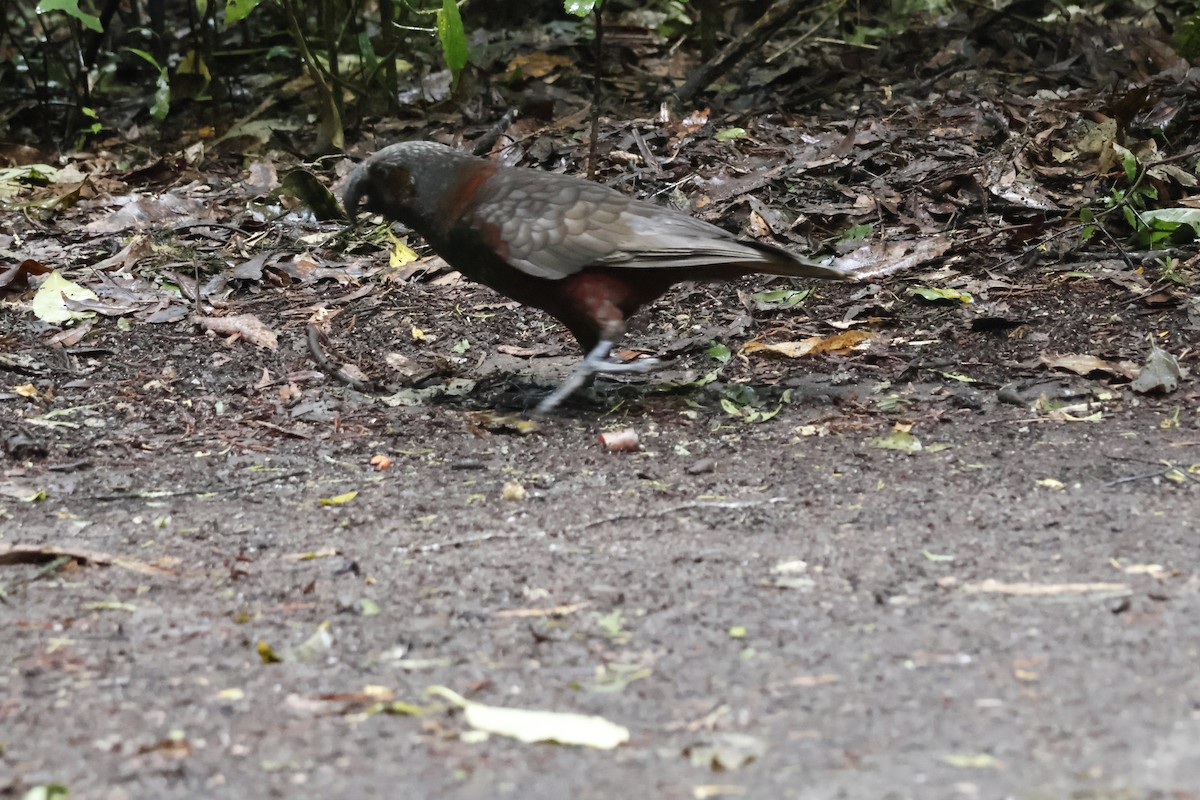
(506, 52), (573, 79)
(1041, 353), (1138, 380)
(196, 313), (279, 350)
(743, 330), (872, 358)
(0, 543), (175, 575)
(91, 234), (154, 271)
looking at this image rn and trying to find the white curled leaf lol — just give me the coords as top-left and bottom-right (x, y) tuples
(427, 686), (629, 749)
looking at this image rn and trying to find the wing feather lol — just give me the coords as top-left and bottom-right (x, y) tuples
(466, 167), (841, 281)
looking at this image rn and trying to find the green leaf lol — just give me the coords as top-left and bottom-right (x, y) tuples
(869, 430), (923, 452)
(127, 47), (161, 71)
(597, 609), (625, 637)
(714, 127), (747, 141)
(1173, 8), (1200, 60)
(935, 371), (976, 383)
(128, 48), (170, 121)
(437, 0), (468, 83)
(357, 32), (380, 73)
(751, 288), (811, 309)
(722, 384), (759, 406)
(279, 168), (343, 221)
(720, 397), (744, 418)
(1142, 208), (1200, 236)
(1079, 206), (1095, 241)
(706, 341), (731, 363)
(564, 0), (598, 17)
(224, 0), (262, 23)
(37, 0), (102, 31)
(908, 286), (973, 304)
(357, 598), (381, 616)
(79, 106), (102, 136)
(1123, 205), (1139, 231)
(839, 223), (874, 242)
(21, 783), (71, 800)
(1111, 142), (1137, 183)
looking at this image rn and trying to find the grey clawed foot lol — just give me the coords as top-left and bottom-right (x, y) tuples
(533, 340), (659, 416)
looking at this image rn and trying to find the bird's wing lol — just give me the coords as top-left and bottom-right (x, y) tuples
(588, 207), (848, 280)
(466, 171), (631, 279)
(594, 207), (785, 269)
(466, 170), (798, 281)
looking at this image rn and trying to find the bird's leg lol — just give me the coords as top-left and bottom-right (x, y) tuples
(533, 338), (659, 416)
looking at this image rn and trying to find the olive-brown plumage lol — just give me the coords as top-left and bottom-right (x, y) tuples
(344, 141), (850, 413)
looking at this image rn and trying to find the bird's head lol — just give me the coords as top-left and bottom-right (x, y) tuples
(343, 141), (476, 229)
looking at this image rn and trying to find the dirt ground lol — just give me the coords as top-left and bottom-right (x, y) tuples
(4, 7), (1200, 795)
(4, 258), (1200, 798)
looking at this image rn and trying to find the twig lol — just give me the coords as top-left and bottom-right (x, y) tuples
(764, 2), (841, 64)
(677, 0), (812, 103)
(474, 108), (521, 156)
(171, 221), (253, 237)
(587, 3), (604, 181)
(1104, 469), (1178, 487)
(1095, 223), (1135, 270)
(991, 223), (1085, 273)
(281, 0), (343, 152)
(307, 324), (381, 393)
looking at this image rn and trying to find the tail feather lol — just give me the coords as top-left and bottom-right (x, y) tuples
(736, 239), (854, 282)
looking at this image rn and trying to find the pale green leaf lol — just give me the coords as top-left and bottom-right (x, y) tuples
(869, 430), (923, 452)
(32, 271), (98, 324)
(564, 0), (597, 17)
(225, 0), (264, 24)
(714, 127), (747, 141)
(437, 0), (468, 80)
(37, 0), (101, 31)
(908, 286), (973, 303)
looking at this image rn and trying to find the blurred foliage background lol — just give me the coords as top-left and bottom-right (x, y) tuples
(1, 0), (1197, 153)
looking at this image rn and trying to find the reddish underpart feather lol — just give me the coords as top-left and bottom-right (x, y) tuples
(557, 269), (673, 343)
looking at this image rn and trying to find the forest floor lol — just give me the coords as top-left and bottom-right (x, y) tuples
(3, 6), (1200, 799)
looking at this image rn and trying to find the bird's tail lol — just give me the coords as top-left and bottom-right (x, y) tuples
(740, 240), (855, 282)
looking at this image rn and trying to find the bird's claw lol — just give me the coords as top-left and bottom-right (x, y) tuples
(533, 339), (658, 416)
(595, 356), (659, 374)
